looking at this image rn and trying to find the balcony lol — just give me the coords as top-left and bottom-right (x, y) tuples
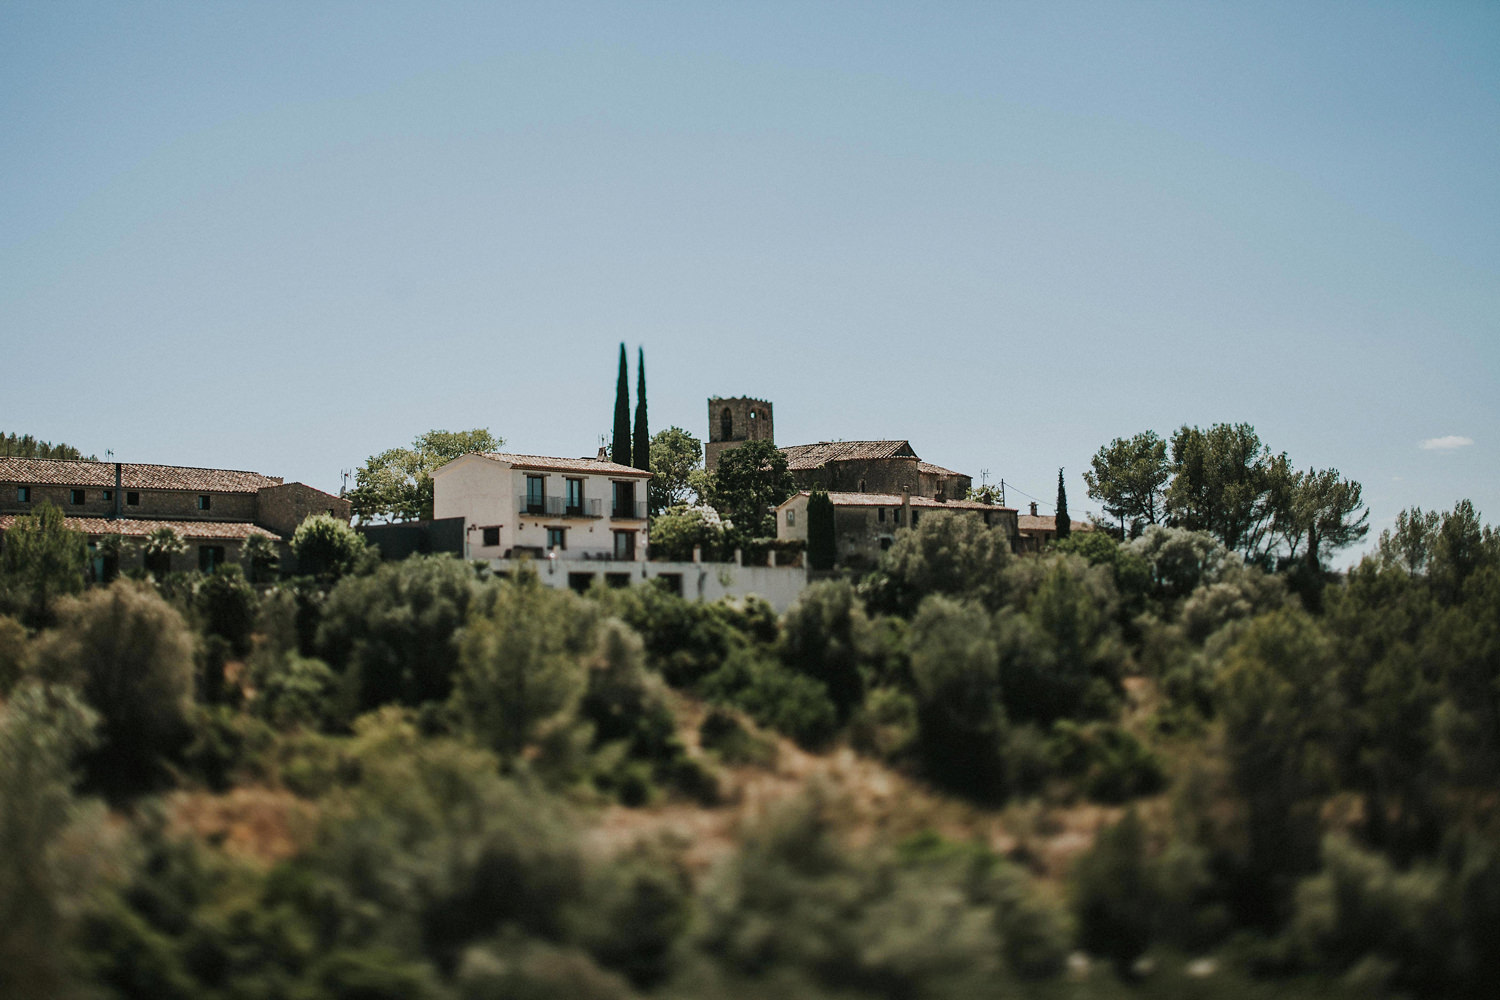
(516, 495), (602, 518)
(611, 500), (647, 520)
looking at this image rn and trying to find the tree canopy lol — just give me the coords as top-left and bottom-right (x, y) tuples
(648, 426), (703, 517)
(612, 344), (631, 467)
(348, 428), (502, 523)
(1083, 431), (1170, 537)
(703, 439), (795, 543)
(0, 432), (94, 461)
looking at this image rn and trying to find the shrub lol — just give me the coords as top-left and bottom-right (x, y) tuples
(316, 554), (477, 714)
(700, 645), (838, 750)
(1071, 809), (1156, 973)
(0, 613), (29, 696)
(1047, 720), (1165, 803)
(864, 512), (1013, 615)
(34, 581), (196, 795)
(195, 564), (258, 657)
(699, 708), (777, 767)
(778, 579), (876, 721)
(648, 505), (726, 561)
(908, 596), (1007, 800)
(289, 514), (372, 582)
(0, 501), (86, 626)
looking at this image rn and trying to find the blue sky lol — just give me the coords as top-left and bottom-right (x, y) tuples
(3, 1), (1496, 560)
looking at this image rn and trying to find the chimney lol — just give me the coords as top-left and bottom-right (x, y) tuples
(1029, 501), (1038, 516)
(902, 488), (911, 527)
(113, 463), (122, 519)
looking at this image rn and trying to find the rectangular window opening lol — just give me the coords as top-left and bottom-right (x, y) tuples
(197, 495), (212, 511)
(482, 526), (500, 547)
(547, 527), (566, 550)
(69, 489), (85, 505)
(17, 486), (30, 503)
(126, 491), (140, 506)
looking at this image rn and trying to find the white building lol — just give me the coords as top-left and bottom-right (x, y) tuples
(432, 452), (650, 562)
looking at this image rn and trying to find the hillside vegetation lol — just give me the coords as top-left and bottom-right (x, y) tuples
(2, 495), (1498, 999)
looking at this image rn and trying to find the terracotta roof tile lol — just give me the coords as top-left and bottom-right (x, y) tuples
(1017, 514), (1095, 533)
(480, 453), (651, 477)
(0, 514), (281, 540)
(780, 491), (1014, 513)
(0, 457), (282, 493)
(918, 461), (964, 477)
(780, 440), (919, 470)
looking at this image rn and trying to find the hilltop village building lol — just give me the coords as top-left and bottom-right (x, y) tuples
(0, 457), (348, 574)
(706, 395), (1016, 566)
(430, 449), (807, 609)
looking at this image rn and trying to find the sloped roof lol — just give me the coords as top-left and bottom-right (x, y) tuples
(0, 457), (282, 493)
(780, 440), (918, 470)
(1017, 514), (1096, 534)
(918, 461), (964, 477)
(780, 491), (1013, 513)
(0, 514), (280, 540)
(480, 453), (651, 477)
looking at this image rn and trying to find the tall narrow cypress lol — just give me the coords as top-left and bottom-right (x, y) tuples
(632, 347), (649, 471)
(611, 343), (631, 466)
(1055, 468), (1072, 539)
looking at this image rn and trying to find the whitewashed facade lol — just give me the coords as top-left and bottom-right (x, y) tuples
(431, 452), (650, 562)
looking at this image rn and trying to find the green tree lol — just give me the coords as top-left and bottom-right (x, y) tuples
(316, 554), (477, 713)
(1277, 466), (1370, 573)
(703, 438), (795, 543)
(805, 489), (836, 571)
(908, 596), (1007, 799)
(0, 681), (100, 998)
(1055, 468), (1071, 539)
(612, 343), (631, 467)
(0, 431), (94, 460)
(453, 573), (600, 759)
(647, 505), (725, 562)
(1167, 423), (1292, 563)
(141, 525), (187, 577)
(779, 579), (875, 720)
(1084, 431), (1170, 538)
(241, 532), (280, 583)
(195, 563), (258, 656)
(647, 426), (702, 517)
(290, 513), (372, 582)
(632, 346), (649, 472)
(865, 511), (1013, 615)
(348, 428), (502, 523)
(34, 581), (196, 795)
(0, 501), (86, 627)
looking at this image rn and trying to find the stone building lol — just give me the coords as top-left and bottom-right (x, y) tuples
(1015, 501), (1095, 552)
(704, 396), (776, 471)
(776, 490), (1017, 571)
(0, 457), (349, 574)
(780, 440), (974, 501)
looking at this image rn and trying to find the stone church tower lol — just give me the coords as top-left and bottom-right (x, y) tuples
(705, 396), (775, 471)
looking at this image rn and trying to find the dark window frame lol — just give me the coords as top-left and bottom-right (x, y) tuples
(481, 526), (500, 547)
(546, 526), (567, 551)
(126, 491), (140, 506)
(197, 494), (212, 511)
(613, 529), (636, 561)
(565, 477), (583, 513)
(69, 488), (86, 505)
(17, 486), (30, 503)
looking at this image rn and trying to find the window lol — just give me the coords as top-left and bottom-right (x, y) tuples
(16, 486), (30, 503)
(859, 479), (866, 493)
(605, 572), (630, 589)
(881, 537), (893, 551)
(568, 572), (595, 595)
(525, 475), (544, 512)
(102, 490), (113, 502)
(878, 507), (885, 522)
(720, 407), (733, 441)
(198, 545), (226, 572)
(612, 481), (637, 519)
(69, 489), (85, 505)
(565, 478), (583, 514)
(786, 509), (796, 526)
(197, 495), (212, 511)
(126, 491), (140, 506)
(911, 510), (920, 527)
(546, 527), (566, 550)
(613, 530), (636, 561)
(656, 573), (683, 596)
(482, 526), (500, 547)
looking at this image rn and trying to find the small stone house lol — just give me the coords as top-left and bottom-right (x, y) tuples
(0, 457), (349, 574)
(776, 490), (1018, 570)
(1015, 501), (1095, 552)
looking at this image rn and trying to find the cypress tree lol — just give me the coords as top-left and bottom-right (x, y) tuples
(806, 489), (837, 571)
(632, 347), (649, 471)
(1055, 468), (1071, 539)
(611, 343), (631, 466)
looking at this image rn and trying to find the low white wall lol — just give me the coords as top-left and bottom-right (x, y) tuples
(486, 557), (809, 612)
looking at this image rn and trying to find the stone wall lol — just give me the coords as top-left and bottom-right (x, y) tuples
(705, 396), (775, 471)
(255, 482), (351, 537)
(0, 482), (259, 523)
(790, 456), (921, 497)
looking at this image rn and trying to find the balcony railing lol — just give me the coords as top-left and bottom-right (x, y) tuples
(611, 500), (647, 520)
(516, 495), (602, 518)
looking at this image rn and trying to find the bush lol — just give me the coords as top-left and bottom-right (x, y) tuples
(289, 514), (372, 582)
(34, 581), (196, 795)
(0, 613), (29, 696)
(0, 501), (86, 626)
(1047, 720), (1165, 803)
(864, 512), (1013, 615)
(699, 708), (777, 767)
(1071, 809), (1156, 973)
(908, 596), (1008, 800)
(316, 554), (477, 714)
(700, 646), (838, 750)
(778, 579), (876, 721)
(195, 564), (258, 657)
(453, 574), (599, 759)
(647, 505), (725, 561)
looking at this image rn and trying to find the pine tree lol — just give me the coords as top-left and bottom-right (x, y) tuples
(1055, 468), (1071, 539)
(611, 343), (631, 466)
(632, 347), (649, 471)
